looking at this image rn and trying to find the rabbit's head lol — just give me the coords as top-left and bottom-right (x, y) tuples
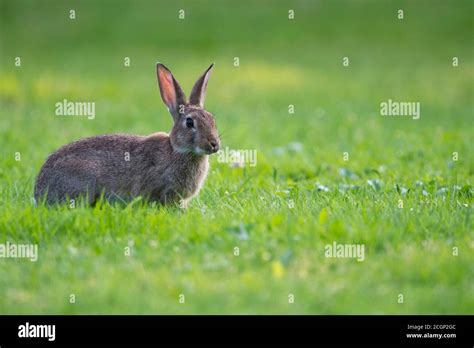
(156, 63), (220, 155)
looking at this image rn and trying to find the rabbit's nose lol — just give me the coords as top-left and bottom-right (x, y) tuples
(209, 140), (219, 153)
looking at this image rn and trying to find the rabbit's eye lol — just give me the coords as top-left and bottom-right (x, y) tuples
(185, 117), (194, 128)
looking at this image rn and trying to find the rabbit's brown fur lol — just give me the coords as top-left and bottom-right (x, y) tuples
(34, 63), (220, 206)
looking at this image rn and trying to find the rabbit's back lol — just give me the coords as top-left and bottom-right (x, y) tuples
(34, 134), (167, 204)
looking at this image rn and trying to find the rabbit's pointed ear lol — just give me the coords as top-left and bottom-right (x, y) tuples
(156, 63), (186, 119)
(189, 63), (214, 108)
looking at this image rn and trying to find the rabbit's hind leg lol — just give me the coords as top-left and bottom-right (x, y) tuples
(38, 160), (99, 206)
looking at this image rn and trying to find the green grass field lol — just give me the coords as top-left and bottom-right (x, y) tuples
(0, 0), (473, 314)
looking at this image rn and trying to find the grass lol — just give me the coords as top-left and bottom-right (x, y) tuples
(0, 0), (473, 314)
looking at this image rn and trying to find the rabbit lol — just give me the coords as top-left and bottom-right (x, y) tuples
(34, 62), (220, 207)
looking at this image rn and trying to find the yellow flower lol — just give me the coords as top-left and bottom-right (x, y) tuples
(271, 261), (284, 279)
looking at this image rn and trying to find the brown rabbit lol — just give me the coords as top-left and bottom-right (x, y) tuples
(34, 63), (220, 207)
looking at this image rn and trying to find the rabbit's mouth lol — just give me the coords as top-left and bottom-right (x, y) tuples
(194, 145), (218, 155)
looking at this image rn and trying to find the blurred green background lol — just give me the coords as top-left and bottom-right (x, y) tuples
(0, 0), (472, 314)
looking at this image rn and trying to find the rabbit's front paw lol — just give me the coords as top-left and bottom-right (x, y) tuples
(179, 198), (189, 210)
